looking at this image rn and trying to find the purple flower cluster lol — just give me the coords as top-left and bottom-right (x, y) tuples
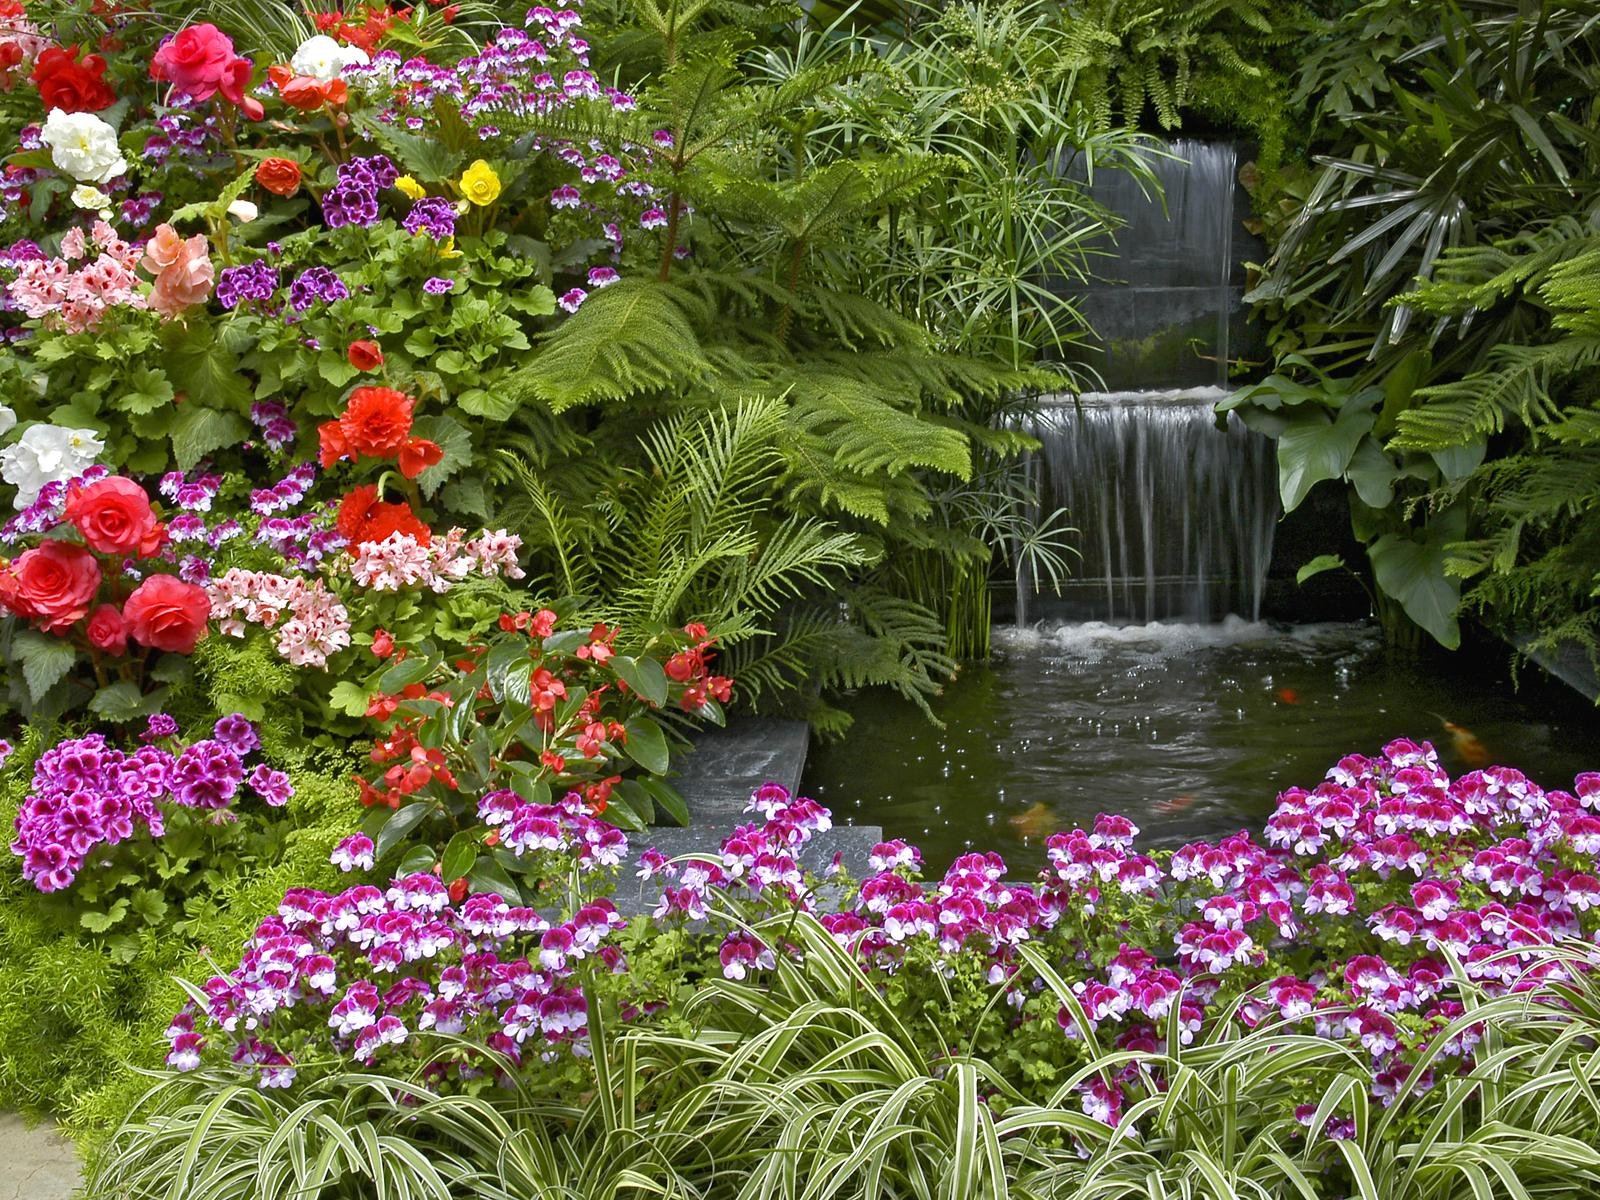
(321, 155), (398, 230)
(287, 267), (349, 312)
(167, 874), (627, 1085)
(159, 471), (222, 512)
(249, 401), (299, 452)
(119, 191), (164, 229)
(215, 259), (280, 312)
(142, 114), (218, 165)
(474, 787), (629, 867)
(10, 716), (290, 893)
(249, 463), (318, 516)
(401, 196), (456, 241)
(254, 512), (345, 566)
(1, 465), (109, 543)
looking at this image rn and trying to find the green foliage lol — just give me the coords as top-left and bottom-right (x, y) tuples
(1236, 0), (1600, 659)
(0, 757), (356, 1140)
(85, 923), (1600, 1199)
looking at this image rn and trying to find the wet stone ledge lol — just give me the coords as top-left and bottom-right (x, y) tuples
(611, 718), (882, 916)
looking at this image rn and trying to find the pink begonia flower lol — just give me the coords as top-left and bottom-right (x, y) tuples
(149, 24), (264, 120)
(141, 223), (214, 318)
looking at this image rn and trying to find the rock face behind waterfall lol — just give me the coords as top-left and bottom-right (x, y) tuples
(1062, 139), (1261, 391)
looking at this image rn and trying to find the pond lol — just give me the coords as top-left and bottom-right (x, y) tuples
(802, 619), (1600, 871)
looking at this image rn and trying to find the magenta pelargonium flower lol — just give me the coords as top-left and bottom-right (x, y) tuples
(10, 717), (287, 893)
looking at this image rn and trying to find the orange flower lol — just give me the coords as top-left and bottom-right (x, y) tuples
(255, 157), (302, 197)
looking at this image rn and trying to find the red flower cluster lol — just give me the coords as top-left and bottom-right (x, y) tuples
(64, 475), (166, 556)
(32, 44), (115, 112)
(665, 622), (732, 710)
(149, 23), (262, 120)
(359, 686), (458, 807)
(319, 387), (442, 479)
(499, 608), (558, 637)
(312, 4), (409, 53)
(335, 484), (432, 546)
(0, 476), (209, 654)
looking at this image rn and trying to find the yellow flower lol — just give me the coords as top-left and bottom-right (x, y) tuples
(394, 175), (427, 201)
(436, 236), (462, 260)
(458, 160), (502, 207)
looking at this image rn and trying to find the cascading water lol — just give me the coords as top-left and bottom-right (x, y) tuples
(1017, 390), (1279, 624)
(1016, 139), (1277, 624)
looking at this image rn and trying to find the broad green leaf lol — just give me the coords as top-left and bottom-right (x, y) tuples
(378, 655), (432, 693)
(622, 715), (670, 775)
(1431, 440), (1486, 483)
(1296, 554), (1346, 586)
(1346, 437), (1402, 508)
(611, 655), (669, 707)
(1276, 393), (1378, 511)
(485, 640), (527, 703)
(1369, 526), (1463, 649)
(374, 802), (433, 861)
(14, 630), (76, 703)
(170, 405), (248, 471)
(640, 778), (690, 826)
(466, 855), (522, 903)
(330, 681), (370, 717)
(440, 831), (478, 883)
(89, 680), (166, 721)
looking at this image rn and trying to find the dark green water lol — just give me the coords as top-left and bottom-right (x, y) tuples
(802, 620), (1600, 871)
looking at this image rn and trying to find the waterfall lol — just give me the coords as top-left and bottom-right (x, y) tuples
(1019, 390), (1279, 624)
(1013, 140), (1276, 625)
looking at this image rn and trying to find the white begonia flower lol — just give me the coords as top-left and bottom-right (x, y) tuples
(0, 424), (104, 508)
(290, 34), (369, 83)
(227, 199), (259, 223)
(40, 109), (128, 185)
(0, 406), (16, 438)
(70, 184), (111, 210)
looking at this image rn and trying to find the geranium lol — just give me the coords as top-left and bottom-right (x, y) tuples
(38, 108), (126, 184)
(30, 44), (115, 112)
(10, 717), (289, 893)
(205, 567), (352, 667)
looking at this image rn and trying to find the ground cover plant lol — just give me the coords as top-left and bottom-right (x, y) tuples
(87, 739), (1600, 1198)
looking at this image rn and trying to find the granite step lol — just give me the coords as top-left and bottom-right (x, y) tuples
(610, 716), (882, 916)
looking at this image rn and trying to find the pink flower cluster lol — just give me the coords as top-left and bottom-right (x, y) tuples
(10, 715), (289, 892)
(638, 782), (833, 922)
(166, 872), (630, 1084)
(6, 220), (143, 332)
(474, 786), (628, 867)
(205, 567), (352, 667)
(347, 529), (524, 593)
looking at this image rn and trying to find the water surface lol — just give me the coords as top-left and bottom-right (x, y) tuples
(803, 620), (1600, 871)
